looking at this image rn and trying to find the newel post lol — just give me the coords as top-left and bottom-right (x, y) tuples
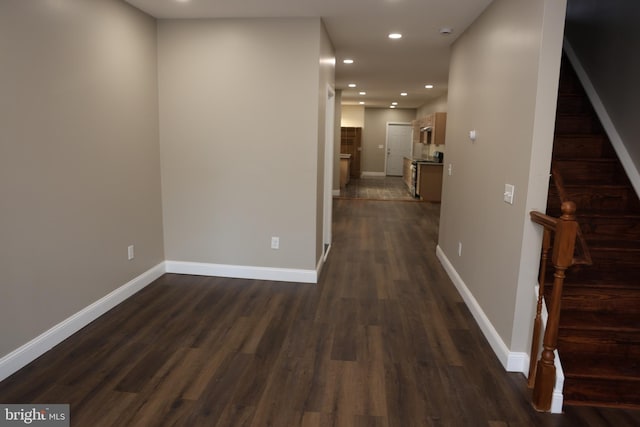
(532, 201), (578, 411)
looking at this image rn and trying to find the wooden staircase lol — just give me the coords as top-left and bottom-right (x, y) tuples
(545, 55), (640, 408)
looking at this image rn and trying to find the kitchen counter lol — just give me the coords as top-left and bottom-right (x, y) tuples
(405, 156), (442, 164)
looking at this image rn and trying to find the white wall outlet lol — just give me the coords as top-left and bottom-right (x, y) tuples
(469, 129), (477, 141)
(448, 163), (453, 176)
(127, 245), (134, 260)
(378, 144), (384, 149)
(271, 236), (280, 249)
(458, 242), (462, 257)
(504, 184), (515, 205)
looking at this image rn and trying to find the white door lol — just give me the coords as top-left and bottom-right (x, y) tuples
(386, 123), (413, 176)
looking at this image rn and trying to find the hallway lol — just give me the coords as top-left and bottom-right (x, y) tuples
(0, 200), (638, 426)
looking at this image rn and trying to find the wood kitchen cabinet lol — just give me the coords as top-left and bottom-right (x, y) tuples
(418, 163), (444, 202)
(416, 112), (447, 145)
(431, 112), (447, 146)
(340, 127), (361, 178)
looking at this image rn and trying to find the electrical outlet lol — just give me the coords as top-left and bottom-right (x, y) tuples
(127, 245), (134, 260)
(458, 242), (462, 257)
(271, 236), (280, 249)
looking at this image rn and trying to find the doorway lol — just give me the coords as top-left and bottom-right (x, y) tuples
(386, 123), (413, 176)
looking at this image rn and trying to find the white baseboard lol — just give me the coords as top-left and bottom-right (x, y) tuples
(361, 171), (386, 177)
(165, 260), (318, 284)
(0, 262), (166, 382)
(436, 246), (526, 373)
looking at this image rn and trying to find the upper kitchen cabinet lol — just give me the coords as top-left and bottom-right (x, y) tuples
(431, 112), (447, 146)
(416, 112), (447, 145)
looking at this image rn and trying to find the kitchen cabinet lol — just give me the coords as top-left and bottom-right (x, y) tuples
(418, 163), (444, 202)
(431, 112), (447, 146)
(340, 154), (351, 188)
(340, 127), (361, 178)
(416, 112), (447, 145)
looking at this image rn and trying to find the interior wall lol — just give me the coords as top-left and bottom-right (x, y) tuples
(417, 93), (449, 117)
(316, 21), (336, 261)
(341, 105), (365, 127)
(438, 0), (566, 353)
(158, 18), (322, 271)
(333, 91), (343, 192)
(362, 108), (417, 174)
(564, 0), (640, 179)
(0, 0), (164, 357)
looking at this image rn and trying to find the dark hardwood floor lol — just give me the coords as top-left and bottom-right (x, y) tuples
(1, 199), (639, 426)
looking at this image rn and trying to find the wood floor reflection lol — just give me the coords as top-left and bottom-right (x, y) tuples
(337, 176), (418, 201)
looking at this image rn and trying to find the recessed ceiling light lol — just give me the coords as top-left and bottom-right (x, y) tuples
(359, 101), (365, 105)
(400, 92), (408, 96)
(175, 0), (190, 2)
(388, 33), (402, 39)
(392, 102), (398, 105)
(439, 27), (453, 35)
(359, 91), (366, 95)
(348, 83), (356, 88)
(425, 84), (434, 89)
(343, 59), (354, 64)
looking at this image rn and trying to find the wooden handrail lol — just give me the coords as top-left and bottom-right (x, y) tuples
(529, 201), (579, 411)
(551, 165), (592, 266)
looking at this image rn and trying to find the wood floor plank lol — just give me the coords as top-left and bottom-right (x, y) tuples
(1, 199), (639, 426)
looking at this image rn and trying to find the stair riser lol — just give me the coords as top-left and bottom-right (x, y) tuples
(559, 293), (640, 313)
(556, 96), (593, 115)
(553, 160), (623, 185)
(555, 116), (603, 134)
(558, 338), (640, 359)
(580, 218), (640, 240)
(553, 136), (613, 159)
(563, 377), (640, 408)
(588, 250), (640, 270)
(548, 186), (636, 212)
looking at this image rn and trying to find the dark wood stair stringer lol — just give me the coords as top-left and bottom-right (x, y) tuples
(544, 54), (640, 409)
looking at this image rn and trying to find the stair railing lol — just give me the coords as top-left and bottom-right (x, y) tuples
(528, 201), (579, 411)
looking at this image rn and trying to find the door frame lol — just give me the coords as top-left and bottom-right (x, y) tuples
(385, 122), (413, 176)
(323, 85), (335, 260)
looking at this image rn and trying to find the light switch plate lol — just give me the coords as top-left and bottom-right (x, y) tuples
(504, 184), (515, 204)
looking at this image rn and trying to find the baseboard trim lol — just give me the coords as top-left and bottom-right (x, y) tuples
(0, 262), (166, 382)
(436, 246), (521, 372)
(165, 260), (317, 284)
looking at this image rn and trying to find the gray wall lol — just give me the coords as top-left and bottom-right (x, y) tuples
(438, 0), (566, 354)
(417, 94), (448, 117)
(158, 18), (332, 271)
(564, 0), (640, 174)
(0, 0), (164, 357)
(362, 108), (417, 174)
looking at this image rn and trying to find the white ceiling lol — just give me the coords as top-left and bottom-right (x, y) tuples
(125, 0), (493, 109)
